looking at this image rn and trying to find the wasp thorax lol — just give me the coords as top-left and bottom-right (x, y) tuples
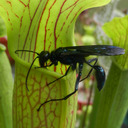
(50, 51), (58, 65)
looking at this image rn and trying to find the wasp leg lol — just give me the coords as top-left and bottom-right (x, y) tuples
(37, 63), (83, 111)
(46, 66), (71, 86)
(34, 62), (54, 69)
(82, 58), (105, 91)
(80, 58), (98, 82)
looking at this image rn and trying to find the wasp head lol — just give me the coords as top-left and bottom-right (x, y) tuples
(39, 51), (50, 67)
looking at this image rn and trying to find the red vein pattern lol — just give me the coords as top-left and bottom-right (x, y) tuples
(1, 0), (88, 75)
(1, 0), (101, 127)
(13, 63), (77, 128)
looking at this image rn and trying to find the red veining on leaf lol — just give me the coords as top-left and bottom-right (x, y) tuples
(28, 23), (38, 62)
(54, 0), (67, 49)
(53, 0), (67, 72)
(61, 0), (79, 13)
(0, 4), (13, 29)
(57, 2), (78, 39)
(6, 0), (12, 6)
(19, 0), (78, 56)
(66, 6), (83, 33)
(6, 0), (19, 18)
(19, 0), (42, 58)
(10, 0), (84, 127)
(60, 64), (64, 75)
(71, 6), (83, 24)
(33, 0), (49, 58)
(13, 63), (76, 127)
(48, 42), (52, 51)
(44, 0), (56, 51)
(65, 65), (67, 72)
(54, 66), (56, 72)
(19, 0), (27, 7)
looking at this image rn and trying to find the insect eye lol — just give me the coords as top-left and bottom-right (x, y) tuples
(39, 51), (50, 67)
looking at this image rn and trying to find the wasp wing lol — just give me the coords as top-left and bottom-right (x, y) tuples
(62, 45), (125, 56)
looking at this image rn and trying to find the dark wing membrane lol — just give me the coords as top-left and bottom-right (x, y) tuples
(60, 51), (90, 57)
(63, 45), (125, 56)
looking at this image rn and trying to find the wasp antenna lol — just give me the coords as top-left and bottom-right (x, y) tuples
(15, 50), (40, 55)
(26, 56), (39, 91)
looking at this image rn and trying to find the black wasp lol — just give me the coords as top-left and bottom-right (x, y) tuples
(15, 45), (125, 111)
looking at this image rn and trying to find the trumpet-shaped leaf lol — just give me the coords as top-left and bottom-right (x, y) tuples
(89, 16), (128, 128)
(0, 0), (110, 127)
